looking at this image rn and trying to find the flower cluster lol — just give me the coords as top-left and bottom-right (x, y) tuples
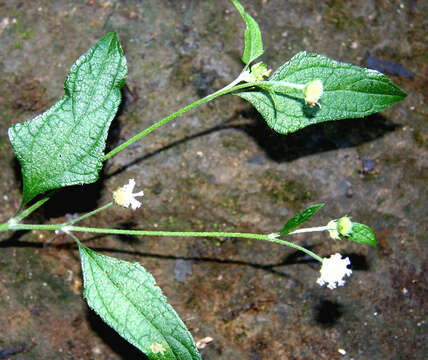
(317, 253), (352, 290)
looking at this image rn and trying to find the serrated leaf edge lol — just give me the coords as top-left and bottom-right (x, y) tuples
(79, 245), (200, 359)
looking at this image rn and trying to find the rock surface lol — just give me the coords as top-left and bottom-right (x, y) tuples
(0, 0), (426, 359)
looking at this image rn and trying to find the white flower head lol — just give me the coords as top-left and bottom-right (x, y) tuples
(317, 253), (352, 290)
(113, 179), (144, 210)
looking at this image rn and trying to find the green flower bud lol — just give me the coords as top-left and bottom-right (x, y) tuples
(338, 216), (353, 237)
(250, 61), (271, 81)
(304, 79), (323, 108)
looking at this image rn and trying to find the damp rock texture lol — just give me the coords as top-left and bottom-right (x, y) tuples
(0, 1), (427, 359)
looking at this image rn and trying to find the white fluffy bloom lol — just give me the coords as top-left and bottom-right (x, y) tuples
(317, 253), (352, 290)
(113, 179), (144, 210)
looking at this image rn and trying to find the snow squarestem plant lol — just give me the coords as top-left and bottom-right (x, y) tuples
(0, 1), (406, 359)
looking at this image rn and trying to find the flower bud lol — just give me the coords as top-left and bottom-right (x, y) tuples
(338, 216), (353, 237)
(327, 220), (340, 240)
(304, 79), (323, 108)
(250, 61), (272, 81)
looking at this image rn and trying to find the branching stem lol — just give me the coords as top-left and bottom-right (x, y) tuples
(103, 79), (260, 160)
(4, 222), (323, 262)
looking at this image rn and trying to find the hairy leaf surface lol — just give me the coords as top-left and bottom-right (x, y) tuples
(8, 32), (126, 204)
(346, 223), (376, 247)
(280, 204), (324, 235)
(79, 245), (201, 360)
(236, 51), (407, 134)
(231, 0), (263, 65)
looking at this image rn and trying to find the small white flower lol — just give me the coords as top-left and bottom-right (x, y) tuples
(317, 253), (352, 290)
(113, 179), (144, 210)
(150, 343), (166, 355)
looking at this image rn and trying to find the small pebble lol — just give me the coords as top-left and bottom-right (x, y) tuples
(174, 259), (193, 283)
(362, 158), (375, 173)
(196, 336), (214, 349)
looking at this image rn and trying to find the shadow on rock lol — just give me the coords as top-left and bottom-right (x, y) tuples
(237, 107), (399, 162)
(345, 252), (370, 271)
(40, 179), (105, 219)
(105, 106), (399, 179)
(314, 299), (343, 327)
(86, 309), (149, 360)
(280, 244), (320, 266)
(104, 85), (136, 155)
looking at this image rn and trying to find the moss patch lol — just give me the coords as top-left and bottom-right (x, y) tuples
(260, 170), (317, 209)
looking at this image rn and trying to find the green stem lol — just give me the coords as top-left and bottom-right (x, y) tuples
(7, 223), (323, 263)
(14, 194), (52, 223)
(103, 80), (260, 161)
(103, 75), (310, 161)
(265, 235), (324, 263)
(0, 194), (54, 236)
(0, 222), (8, 233)
(0, 201), (113, 237)
(63, 202), (114, 226)
(67, 231), (83, 247)
(261, 80), (305, 91)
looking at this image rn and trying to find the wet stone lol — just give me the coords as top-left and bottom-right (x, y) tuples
(0, 0), (426, 359)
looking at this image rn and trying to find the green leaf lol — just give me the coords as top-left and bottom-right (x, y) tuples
(79, 245), (201, 360)
(280, 204), (324, 235)
(235, 51), (407, 134)
(8, 32), (127, 205)
(230, 0), (264, 65)
(345, 222), (376, 247)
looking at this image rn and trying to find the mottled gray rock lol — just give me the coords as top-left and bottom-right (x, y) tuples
(0, 0), (426, 359)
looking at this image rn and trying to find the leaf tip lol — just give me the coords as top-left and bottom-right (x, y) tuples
(346, 222), (377, 247)
(102, 31), (118, 42)
(279, 203), (325, 235)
